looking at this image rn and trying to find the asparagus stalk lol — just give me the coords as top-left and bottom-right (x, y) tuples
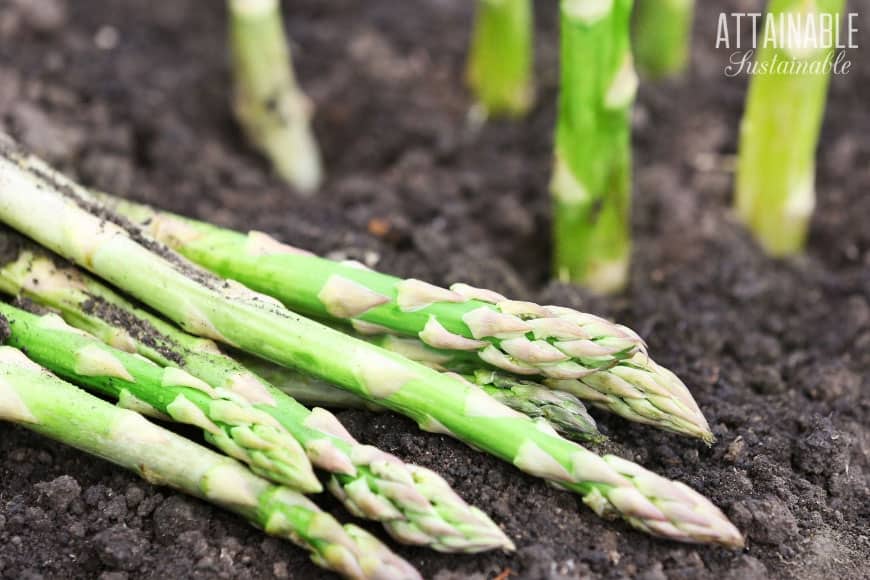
(633, 0), (695, 78)
(734, 0), (843, 256)
(0, 346), (419, 580)
(241, 349), (604, 443)
(551, 0), (636, 292)
(95, 195), (647, 381)
(91, 196), (710, 441)
(228, 0), (322, 193)
(0, 140), (743, 547)
(361, 333), (711, 443)
(0, 300), (324, 491)
(0, 232), (511, 553)
(466, 0), (535, 118)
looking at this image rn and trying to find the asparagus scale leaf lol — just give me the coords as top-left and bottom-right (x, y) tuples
(0, 231), (513, 553)
(0, 138), (743, 547)
(0, 346), (419, 580)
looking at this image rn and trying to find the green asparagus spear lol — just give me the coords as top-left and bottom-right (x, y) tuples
(241, 349), (604, 443)
(0, 231), (512, 553)
(735, 0), (844, 256)
(0, 300), (323, 491)
(552, 0), (636, 292)
(95, 195), (646, 381)
(0, 138), (743, 547)
(91, 196), (709, 441)
(633, 0), (695, 78)
(229, 0), (322, 193)
(467, 0), (535, 117)
(0, 346), (419, 580)
(364, 333), (711, 442)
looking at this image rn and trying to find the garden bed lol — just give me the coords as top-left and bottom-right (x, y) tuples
(0, 0), (867, 578)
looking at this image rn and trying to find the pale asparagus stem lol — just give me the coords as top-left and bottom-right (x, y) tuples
(734, 0), (844, 256)
(466, 0), (535, 118)
(0, 347), (419, 580)
(94, 194), (648, 381)
(0, 141), (743, 546)
(633, 0), (695, 78)
(0, 230), (511, 553)
(552, 0), (636, 293)
(0, 301), (321, 493)
(241, 348), (604, 443)
(228, 0), (322, 193)
(355, 332), (711, 443)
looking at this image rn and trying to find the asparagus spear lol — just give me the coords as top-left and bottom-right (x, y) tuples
(91, 196), (710, 441)
(466, 0), (535, 118)
(228, 0), (322, 193)
(0, 346), (419, 580)
(365, 333), (711, 442)
(734, 0), (843, 256)
(0, 232), (511, 553)
(552, 0), (636, 292)
(0, 140), (743, 547)
(633, 0), (695, 78)
(95, 195), (646, 381)
(0, 300), (325, 490)
(241, 349), (604, 443)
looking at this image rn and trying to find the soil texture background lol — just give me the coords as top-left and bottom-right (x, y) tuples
(0, 0), (868, 578)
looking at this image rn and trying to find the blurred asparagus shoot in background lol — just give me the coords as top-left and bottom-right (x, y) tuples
(734, 0), (844, 256)
(229, 0), (322, 193)
(633, 0), (695, 78)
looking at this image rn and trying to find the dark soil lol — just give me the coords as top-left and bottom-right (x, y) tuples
(1, 0), (868, 579)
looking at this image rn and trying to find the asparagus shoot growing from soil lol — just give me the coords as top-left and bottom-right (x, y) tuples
(734, 0), (844, 256)
(0, 139), (743, 547)
(466, 0), (535, 118)
(0, 232), (512, 554)
(91, 195), (710, 441)
(551, 0), (637, 293)
(633, 0), (695, 78)
(229, 0), (322, 193)
(0, 347), (420, 580)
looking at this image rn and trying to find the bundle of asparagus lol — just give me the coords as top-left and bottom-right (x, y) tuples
(93, 195), (711, 443)
(0, 346), (419, 580)
(0, 232), (512, 554)
(0, 135), (743, 547)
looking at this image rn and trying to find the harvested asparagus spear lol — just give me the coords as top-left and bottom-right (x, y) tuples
(240, 349), (604, 443)
(0, 346), (419, 580)
(96, 195), (646, 380)
(633, 0), (695, 78)
(363, 333), (711, 442)
(229, 0), (322, 193)
(466, 0), (535, 117)
(0, 301), (323, 491)
(551, 0), (636, 292)
(0, 232), (511, 553)
(0, 140), (743, 547)
(93, 196), (710, 441)
(735, 0), (844, 256)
